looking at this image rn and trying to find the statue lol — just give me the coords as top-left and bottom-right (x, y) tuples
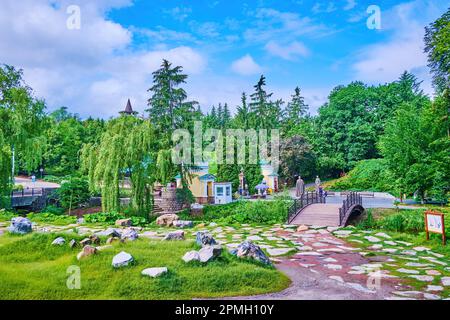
(295, 176), (305, 198)
(315, 176), (321, 194)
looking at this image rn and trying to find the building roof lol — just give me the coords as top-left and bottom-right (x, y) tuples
(199, 173), (216, 181)
(120, 99), (138, 115)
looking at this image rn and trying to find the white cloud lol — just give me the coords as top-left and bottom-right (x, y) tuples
(0, 0), (207, 118)
(231, 55), (263, 76)
(244, 8), (329, 43)
(352, 0), (447, 96)
(343, 0), (357, 11)
(265, 41), (310, 60)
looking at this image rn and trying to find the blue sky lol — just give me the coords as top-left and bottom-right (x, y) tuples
(0, 0), (448, 118)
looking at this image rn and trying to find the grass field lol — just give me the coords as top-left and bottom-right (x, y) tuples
(0, 233), (290, 300)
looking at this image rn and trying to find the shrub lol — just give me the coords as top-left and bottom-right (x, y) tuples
(357, 209), (425, 234)
(57, 177), (91, 210)
(328, 159), (397, 194)
(194, 199), (291, 224)
(27, 212), (77, 225)
(43, 205), (65, 216)
(84, 211), (124, 224)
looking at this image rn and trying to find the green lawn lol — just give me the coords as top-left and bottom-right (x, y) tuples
(0, 233), (290, 300)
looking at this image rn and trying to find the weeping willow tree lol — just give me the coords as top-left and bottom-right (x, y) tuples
(0, 65), (46, 208)
(81, 116), (158, 214)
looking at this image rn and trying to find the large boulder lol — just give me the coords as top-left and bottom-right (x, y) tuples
(115, 219), (132, 227)
(8, 217), (32, 235)
(199, 245), (222, 263)
(173, 220), (194, 228)
(182, 251), (200, 263)
(112, 251), (134, 268)
(156, 214), (179, 227)
(196, 231), (217, 247)
(77, 245), (97, 260)
(141, 267), (168, 278)
(121, 228), (139, 241)
(163, 230), (185, 241)
(52, 237), (66, 246)
(230, 241), (271, 265)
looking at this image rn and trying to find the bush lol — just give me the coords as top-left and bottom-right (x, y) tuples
(357, 209), (425, 233)
(57, 177), (91, 210)
(328, 159), (397, 194)
(84, 211), (124, 224)
(194, 199), (292, 224)
(43, 205), (65, 216)
(176, 187), (195, 205)
(27, 212), (77, 225)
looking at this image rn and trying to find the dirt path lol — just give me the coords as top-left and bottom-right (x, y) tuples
(225, 231), (402, 300)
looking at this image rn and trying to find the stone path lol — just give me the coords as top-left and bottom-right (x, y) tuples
(0, 218), (449, 300)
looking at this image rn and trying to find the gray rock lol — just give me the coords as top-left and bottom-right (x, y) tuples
(173, 220), (194, 228)
(121, 228), (139, 241)
(112, 251), (134, 268)
(230, 241), (271, 265)
(164, 230), (185, 241)
(196, 231), (217, 247)
(69, 239), (78, 248)
(52, 237), (66, 246)
(182, 250), (200, 263)
(96, 228), (122, 238)
(8, 217), (32, 235)
(141, 267), (168, 278)
(199, 245), (222, 263)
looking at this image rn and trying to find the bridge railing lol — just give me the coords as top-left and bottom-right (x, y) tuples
(11, 188), (44, 198)
(287, 191), (326, 224)
(339, 191), (362, 226)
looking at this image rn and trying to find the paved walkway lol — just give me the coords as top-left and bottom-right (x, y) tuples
(14, 176), (60, 189)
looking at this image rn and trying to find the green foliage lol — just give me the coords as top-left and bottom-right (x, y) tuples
(328, 159), (397, 194)
(197, 199), (291, 224)
(57, 177), (90, 210)
(43, 205), (66, 216)
(26, 212), (77, 225)
(84, 211), (124, 224)
(0, 65), (46, 207)
(81, 117), (157, 214)
(425, 8), (450, 93)
(279, 135), (316, 185)
(176, 187), (195, 205)
(357, 209), (425, 234)
(379, 96), (449, 200)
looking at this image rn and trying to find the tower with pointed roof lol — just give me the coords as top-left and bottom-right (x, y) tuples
(119, 99), (138, 116)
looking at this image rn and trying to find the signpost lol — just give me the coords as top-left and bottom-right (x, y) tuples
(424, 211), (446, 245)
